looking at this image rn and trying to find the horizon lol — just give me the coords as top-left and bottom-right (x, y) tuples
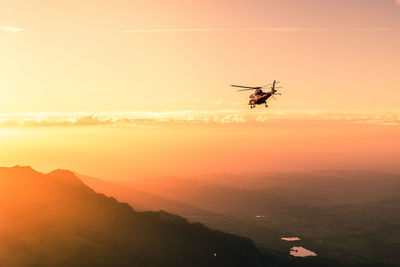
(1, 110), (399, 179)
(3, 164), (400, 183)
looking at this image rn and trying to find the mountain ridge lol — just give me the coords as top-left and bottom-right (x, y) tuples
(0, 165), (266, 267)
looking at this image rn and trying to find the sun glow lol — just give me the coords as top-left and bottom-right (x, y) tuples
(0, 0), (399, 178)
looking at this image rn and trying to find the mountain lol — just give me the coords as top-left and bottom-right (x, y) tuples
(79, 170), (400, 266)
(82, 170), (400, 216)
(78, 173), (214, 218)
(0, 166), (265, 267)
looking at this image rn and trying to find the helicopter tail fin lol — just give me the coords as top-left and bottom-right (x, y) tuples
(271, 80), (277, 92)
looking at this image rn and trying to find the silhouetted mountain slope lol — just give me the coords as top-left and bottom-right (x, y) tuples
(0, 166), (265, 267)
(79, 173), (214, 217)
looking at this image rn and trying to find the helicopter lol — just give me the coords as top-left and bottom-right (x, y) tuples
(231, 80), (282, 109)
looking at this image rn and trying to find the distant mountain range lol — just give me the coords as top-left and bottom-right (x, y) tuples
(0, 166), (265, 267)
(79, 170), (400, 267)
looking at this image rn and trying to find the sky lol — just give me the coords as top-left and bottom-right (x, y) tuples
(0, 0), (399, 180)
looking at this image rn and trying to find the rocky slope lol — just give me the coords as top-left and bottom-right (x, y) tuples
(0, 166), (265, 267)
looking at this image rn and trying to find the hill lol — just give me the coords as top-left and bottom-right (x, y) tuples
(0, 166), (265, 267)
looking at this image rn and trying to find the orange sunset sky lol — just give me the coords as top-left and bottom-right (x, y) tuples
(0, 0), (399, 180)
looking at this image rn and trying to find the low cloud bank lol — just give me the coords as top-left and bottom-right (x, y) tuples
(0, 110), (398, 127)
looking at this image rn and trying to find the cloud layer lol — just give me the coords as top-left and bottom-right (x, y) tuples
(119, 27), (394, 33)
(0, 110), (398, 127)
(0, 25), (23, 32)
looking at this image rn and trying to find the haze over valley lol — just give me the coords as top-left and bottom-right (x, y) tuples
(80, 170), (400, 266)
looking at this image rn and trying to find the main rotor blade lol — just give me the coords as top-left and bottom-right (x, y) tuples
(261, 83), (274, 88)
(231, 85), (259, 89)
(261, 81), (281, 88)
(236, 88), (258, 92)
(232, 81), (281, 91)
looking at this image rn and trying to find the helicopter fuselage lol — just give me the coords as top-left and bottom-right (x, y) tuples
(249, 91), (273, 106)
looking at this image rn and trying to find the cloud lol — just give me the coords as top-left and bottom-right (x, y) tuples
(0, 25), (23, 32)
(118, 27), (394, 33)
(0, 110), (399, 128)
